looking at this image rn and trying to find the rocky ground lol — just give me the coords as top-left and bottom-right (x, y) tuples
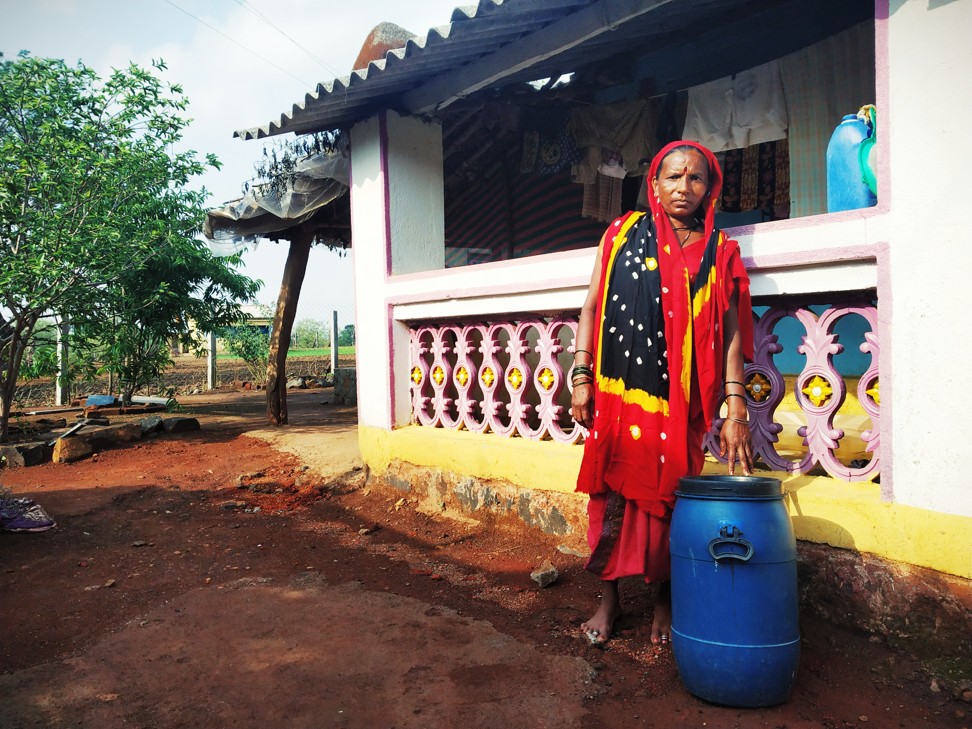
(0, 385), (969, 729)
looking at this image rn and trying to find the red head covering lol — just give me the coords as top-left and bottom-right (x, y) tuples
(647, 140), (724, 254)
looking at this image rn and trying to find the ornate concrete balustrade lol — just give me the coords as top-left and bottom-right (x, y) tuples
(409, 300), (879, 482)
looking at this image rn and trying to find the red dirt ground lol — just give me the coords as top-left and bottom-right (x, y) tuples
(0, 388), (969, 728)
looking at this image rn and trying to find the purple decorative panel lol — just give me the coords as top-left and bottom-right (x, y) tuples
(409, 301), (880, 481)
(410, 318), (583, 443)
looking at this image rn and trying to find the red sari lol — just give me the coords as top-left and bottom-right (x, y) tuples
(576, 141), (753, 582)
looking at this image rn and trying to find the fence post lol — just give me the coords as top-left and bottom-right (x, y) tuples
(207, 331), (217, 391)
(331, 310), (339, 376)
(55, 319), (70, 406)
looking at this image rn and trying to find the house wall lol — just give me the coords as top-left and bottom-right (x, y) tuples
(350, 2), (972, 582)
(350, 112), (445, 431)
(884, 0), (972, 517)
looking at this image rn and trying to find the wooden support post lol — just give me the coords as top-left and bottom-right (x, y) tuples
(266, 233), (312, 425)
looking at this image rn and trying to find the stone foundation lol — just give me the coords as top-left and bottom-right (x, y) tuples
(368, 459), (972, 670)
(797, 542), (972, 663)
(333, 368), (357, 406)
(370, 460), (588, 551)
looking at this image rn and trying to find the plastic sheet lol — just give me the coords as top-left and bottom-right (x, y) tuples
(204, 150), (350, 243)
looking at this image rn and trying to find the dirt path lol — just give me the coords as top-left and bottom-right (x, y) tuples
(0, 388), (967, 728)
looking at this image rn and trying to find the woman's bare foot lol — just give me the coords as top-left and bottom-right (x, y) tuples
(650, 581), (672, 645)
(580, 580), (622, 646)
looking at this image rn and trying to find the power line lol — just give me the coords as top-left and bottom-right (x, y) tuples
(159, 0), (312, 89)
(233, 0), (343, 80)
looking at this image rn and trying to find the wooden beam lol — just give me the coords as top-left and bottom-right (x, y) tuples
(402, 0), (676, 115)
(265, 232), (313, 425)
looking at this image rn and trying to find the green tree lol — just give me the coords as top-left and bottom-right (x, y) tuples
(72, 247), (258, 403)
(220, 323), (270, 384)
(17, 318), (60, 381)
(337, 324), (355, 347)
(0, 53), (239, 438)
(292, 318), (327, 349)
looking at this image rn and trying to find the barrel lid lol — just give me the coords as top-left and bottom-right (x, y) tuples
(676, 475), (782, 498)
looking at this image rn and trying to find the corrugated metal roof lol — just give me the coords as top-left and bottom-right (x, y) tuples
(235, 0), (871, 140)
(235, 0), (589, 139)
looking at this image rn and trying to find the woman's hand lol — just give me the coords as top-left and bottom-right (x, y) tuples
(571, 383), (594, 429)
(720, 418), (753, 476)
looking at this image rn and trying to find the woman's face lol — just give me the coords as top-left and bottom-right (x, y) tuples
(652, 149), (710, 220)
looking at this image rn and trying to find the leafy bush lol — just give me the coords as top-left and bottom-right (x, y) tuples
(220, 325), (269, 384)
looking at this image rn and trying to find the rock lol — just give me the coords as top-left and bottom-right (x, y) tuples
(286, 376), (307, 389)
(1, 442), (54, 468)
(334, 368), (357, 405)
(220, 500), (246, 510)
(556, 544), (588, 558)
(530, 560), (559, 589)
(961, 689), (972, 703)
(161, 417), (201, 433)
(52, 436), (95, 463)
(930, 678), (942, 693)
(358, 523), (380, 536)
(139, 415), (164, 435)
(86, 423), (142, 448)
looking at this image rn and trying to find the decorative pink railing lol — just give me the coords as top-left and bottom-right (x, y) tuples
(409, 301), (880, 482)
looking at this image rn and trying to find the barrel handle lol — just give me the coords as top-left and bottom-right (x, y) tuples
(707, 525), (754, 562)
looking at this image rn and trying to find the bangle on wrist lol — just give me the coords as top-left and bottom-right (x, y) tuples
(726, 416), (749, 425)
(724, 380), (745, 388)
(724, 392), (747, 402)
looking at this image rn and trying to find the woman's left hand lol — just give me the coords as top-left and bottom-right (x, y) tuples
(720, 418), (753, 476)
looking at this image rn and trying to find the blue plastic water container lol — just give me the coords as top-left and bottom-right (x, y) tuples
(670, 475), (800, 707)
(827, 114), (877, 212)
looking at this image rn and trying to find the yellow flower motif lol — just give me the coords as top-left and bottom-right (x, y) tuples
(411, 367), (423, 385)
(865, 378), (880, 406)
(537, 367), (555, 391)
(455, 366), (469, 386)
(629, 424), (641, 440)
(432, 366), (445, 386)
(645, 257), (658, 271)
(746, 373), (771, 402)
(507, 367), (524, 391)
(802, 375), (833, 407)
(481, 367), (495, 387)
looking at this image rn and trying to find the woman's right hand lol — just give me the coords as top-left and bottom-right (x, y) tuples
(571, 383), (594, 429)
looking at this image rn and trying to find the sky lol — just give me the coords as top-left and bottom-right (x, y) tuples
(0, 0), (465, 330)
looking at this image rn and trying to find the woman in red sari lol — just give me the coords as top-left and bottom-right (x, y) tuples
(571, 140), (754, 647)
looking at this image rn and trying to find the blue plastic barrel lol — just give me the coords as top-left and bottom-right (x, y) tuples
(827, 114), (877, 212)
(670, 475), (799, 707)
